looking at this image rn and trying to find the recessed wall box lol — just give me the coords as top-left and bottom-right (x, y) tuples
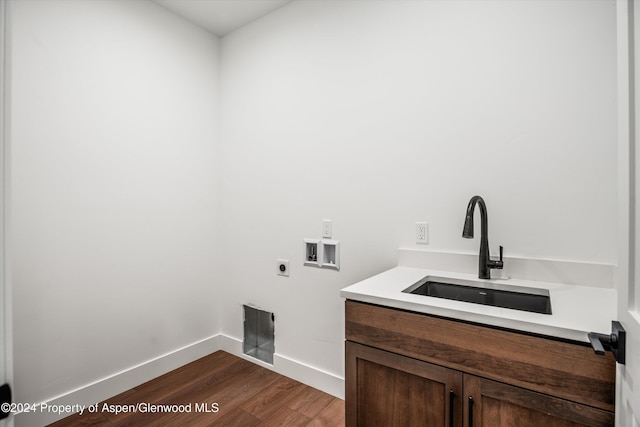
(304, 239), (321, 267)
(320, 239), (340, 270)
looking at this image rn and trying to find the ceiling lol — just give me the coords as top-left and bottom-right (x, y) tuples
(152, 0), (293, 37)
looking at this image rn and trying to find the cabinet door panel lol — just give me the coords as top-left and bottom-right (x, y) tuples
(464, 375), (614, 427)
(346, 341), (462, 427)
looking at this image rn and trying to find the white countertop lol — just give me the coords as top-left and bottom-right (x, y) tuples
(340, 267), (617, 343)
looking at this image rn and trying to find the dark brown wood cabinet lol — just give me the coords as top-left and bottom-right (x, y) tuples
(346, 342), (462, 427)
(463, 374), (614, 427)
(345, 300), (616, 427)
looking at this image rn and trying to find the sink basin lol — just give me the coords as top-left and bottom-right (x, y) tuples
(402, 276), (552, 315)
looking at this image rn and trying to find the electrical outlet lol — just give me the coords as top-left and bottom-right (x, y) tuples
(416, 222), (429, 244)
(277, 259), (290, 276)
(322, 220), (332, 238)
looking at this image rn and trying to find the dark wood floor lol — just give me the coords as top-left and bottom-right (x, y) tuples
(49, 351), (345, 426)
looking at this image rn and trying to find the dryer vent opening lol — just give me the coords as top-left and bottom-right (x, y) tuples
(243, 305), (275, 365)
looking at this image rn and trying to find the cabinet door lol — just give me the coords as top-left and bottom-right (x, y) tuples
(346, 341), (462, 427)
(463, 375), (614, 427)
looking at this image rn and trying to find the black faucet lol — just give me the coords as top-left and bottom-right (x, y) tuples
(462, 195), (504, 279)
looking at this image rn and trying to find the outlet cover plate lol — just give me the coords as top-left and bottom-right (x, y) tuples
(322, 220), (332, 238)
(277, 259), (290, 276)
(416, 222), (429, 244)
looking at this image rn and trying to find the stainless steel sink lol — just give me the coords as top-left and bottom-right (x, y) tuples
(402, 276), (552, 315)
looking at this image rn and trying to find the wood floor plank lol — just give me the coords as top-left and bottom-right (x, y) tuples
(119, 361), (285, 427)
(206, 407), (261, 427)
(286, 384), (336, 419)
(48, 351), (344, 427)
(102, 353), (250, 424)
(307, 398), (346, 427)
(130, 350), (243, 397)
(256, 405), (311, 427)
(240, 376), (308, 420)
(202, 364), (282, 412)
(111, 364), (267, 427)
(45, 411), (111, 427)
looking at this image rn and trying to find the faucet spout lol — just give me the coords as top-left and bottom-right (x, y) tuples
(462, 195), (503, 279)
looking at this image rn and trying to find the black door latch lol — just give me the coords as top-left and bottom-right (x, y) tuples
(0, 383), (11, 419)
(588, 321), (626, 364)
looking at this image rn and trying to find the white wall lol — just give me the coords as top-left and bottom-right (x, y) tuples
(219, 0), (617, 380)
(11, 0), (219, 410)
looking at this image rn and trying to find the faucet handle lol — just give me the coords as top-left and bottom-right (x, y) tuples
(489, 246), (504, 270)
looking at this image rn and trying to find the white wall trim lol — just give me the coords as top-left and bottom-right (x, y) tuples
(616, 1), (640, 425)
(219, 334), (344, 399)
(0, 0), (12, 425)
(14, 335), (222, 427)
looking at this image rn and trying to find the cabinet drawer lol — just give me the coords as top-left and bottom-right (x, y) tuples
(345, 300), (616, 411)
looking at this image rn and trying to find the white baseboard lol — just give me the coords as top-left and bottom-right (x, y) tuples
(219, 334), (345, 399)
(14, 335), (222, 427)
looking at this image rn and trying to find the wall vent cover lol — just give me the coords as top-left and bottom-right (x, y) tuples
(243, 304), (275, 365)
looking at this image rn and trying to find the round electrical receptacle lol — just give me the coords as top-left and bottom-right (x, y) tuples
(276, 259), (290, 276)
